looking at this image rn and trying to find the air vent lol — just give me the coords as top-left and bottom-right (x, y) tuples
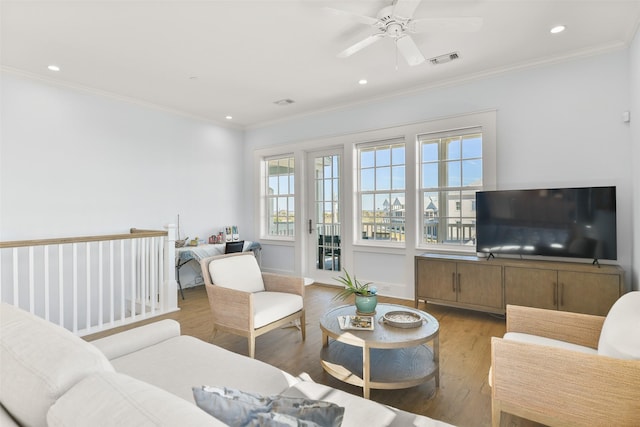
(429, 52), (460, 65)
(273, 98), (295, 106)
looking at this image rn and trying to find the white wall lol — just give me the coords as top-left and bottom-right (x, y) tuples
(1, 71), (245, 244)
(630, 27), (640, 291)
(245, 49), (634, 296)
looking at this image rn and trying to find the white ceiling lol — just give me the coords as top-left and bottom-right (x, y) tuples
(2, 0), (639, 128)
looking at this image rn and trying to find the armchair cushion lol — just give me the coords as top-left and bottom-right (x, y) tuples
(209, 254), (265, 293)
(598, 291), (640, 359)
(503, 332), (597, 355)
(254, 292), (304, 328)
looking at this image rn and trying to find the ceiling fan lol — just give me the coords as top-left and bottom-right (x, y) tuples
(328, 0), (482, 66)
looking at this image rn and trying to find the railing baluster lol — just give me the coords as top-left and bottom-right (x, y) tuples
(12, 248), (19, 306)
(58, 244), (64, 327)
(28, 246), (35, 313)
(141, 237), (147, 317)
(98, 241), (103, 329)
(120, 239), (125, 323)
(72, 243), (78, 334)
(86, 242), (91, 332)
(44, 245), (50, 321)
(109, 240), (114, 326)
(130, 239), (136, 321)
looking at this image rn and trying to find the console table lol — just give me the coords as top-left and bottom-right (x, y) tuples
(415, 253), (625, 316)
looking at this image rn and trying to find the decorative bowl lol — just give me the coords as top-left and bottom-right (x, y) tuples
(382, 311), (424, 328)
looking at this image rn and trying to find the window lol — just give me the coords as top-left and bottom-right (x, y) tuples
(358, 139), (405, 242)
(419, 129), (482, 247)
(265, 156), (295, 237)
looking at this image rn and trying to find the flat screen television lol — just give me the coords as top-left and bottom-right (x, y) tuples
(476, 186), (617, 261)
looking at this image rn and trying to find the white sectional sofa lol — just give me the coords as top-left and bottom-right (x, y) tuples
(0, 302), (452, 427)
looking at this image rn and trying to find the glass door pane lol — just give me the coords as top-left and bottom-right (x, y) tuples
(312, 153), (341, 272)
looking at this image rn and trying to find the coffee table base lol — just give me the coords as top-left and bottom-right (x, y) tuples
(320, 341), (438, 398)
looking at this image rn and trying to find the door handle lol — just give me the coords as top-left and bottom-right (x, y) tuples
(452, 273), (456, 292)
(308, 219), (313, 234)
(560, 283), (564, 306)
(457, 273), (461, 293)
(553, 282), (557, 306)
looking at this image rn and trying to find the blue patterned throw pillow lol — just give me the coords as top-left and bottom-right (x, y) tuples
(192, 386), (344, 427)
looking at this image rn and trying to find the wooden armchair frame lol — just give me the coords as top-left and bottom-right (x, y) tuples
(491, 305), (640, 426)
(200, 253), (306, 358)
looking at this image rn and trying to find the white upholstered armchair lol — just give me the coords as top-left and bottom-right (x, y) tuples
(490, 291), (640, 426)
(200, 252), (305, 358)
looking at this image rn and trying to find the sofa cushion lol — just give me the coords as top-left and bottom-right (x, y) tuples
(598, 291), (640, 359)
(281, 380), (454, 427)
(254, 291), (303, 328)
(209, 254), (265, 293)
(108, 334), (298, 402)
(47, 372), (226, 427)
(192, 385), (344, 427)
(0, 303), (114, 427)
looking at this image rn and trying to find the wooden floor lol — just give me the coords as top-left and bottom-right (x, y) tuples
(85, 284), (541, 427)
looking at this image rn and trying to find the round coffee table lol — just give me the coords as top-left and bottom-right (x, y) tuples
(319, 303), (439, 399)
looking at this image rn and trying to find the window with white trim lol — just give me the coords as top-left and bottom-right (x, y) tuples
(419, 129), (482, 247)
(265, 156), (295, 237)
(357, 139), (406, 242)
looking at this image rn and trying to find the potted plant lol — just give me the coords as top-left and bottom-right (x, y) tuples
(333, 269), (378, 315)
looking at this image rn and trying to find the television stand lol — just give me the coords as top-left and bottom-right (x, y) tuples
(415, 253), (625, 316)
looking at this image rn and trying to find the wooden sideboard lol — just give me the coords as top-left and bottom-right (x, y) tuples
(415, 253), (625, 316)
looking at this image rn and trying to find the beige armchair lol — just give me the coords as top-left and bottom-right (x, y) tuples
(200, 252), (305, 358)
(490, 291), (640, 427)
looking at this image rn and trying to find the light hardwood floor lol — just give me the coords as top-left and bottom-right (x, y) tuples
(85, 284), (541, 427)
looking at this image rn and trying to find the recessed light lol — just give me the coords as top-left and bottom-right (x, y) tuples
(550, 25), (566, 34)
(47, 65), (60, 71)
(225, 115), (233, 120)
(358, 79), (368, 85)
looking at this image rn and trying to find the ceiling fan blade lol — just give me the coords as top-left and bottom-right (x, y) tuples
(338, 33), (385, 58)
(324, 7), (380, 26)
(408, 17), (484, 33)
(396, 35), (425, 66)
(392, 0), (422, 20)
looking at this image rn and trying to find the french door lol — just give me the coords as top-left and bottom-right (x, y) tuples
(306, 148), (343, 283)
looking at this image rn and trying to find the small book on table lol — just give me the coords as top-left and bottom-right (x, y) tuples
(337, 315), (374, 331)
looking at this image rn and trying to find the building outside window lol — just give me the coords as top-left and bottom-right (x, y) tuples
(419, 129), (482, 246)
(265, 156), (295, 237)
(357, 139), (406, 242)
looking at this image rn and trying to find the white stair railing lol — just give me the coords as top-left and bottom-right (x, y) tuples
(0, 225), (178, 336)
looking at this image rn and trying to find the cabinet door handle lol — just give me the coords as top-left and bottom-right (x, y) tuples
(560, 283), (564, 306)
(452, 273), (456, 292)
(458, 273), (461, 293)
(553, 282), (557, 306)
